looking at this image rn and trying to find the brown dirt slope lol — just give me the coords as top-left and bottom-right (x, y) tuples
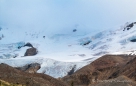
(0, 63), (68, 86)
(110, 56), (136, 81)
(62, 55), (135, 86)
(92, 75), (136, 86)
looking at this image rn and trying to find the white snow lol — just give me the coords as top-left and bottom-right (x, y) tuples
(0, 56), (89, 78)
(1, 22), (136, 78)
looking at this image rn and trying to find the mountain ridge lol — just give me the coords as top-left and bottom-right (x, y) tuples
(1, 22), (136, 78)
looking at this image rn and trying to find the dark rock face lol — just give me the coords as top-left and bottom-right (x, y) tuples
(73, 29), (77, 32)
(16, 63), (41, 73)
(67, 65), (76, 75)
(24, 48), (37, 56)
(24, 42), (33, 48)
(130, 39), (136, 42)
(43, 36), (45, 38)
(126, 23), (134, 30)
(18, 42), (33, 49)
(123, 22), (136, 31)
(83, 41), (91, 45)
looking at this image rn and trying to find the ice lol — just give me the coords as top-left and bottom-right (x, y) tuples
(1, 22), (136, 78)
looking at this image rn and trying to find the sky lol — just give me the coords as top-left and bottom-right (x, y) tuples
(0, 0), (136, 34)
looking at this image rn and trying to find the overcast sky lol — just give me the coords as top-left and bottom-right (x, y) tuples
(0, 0), (136, 34)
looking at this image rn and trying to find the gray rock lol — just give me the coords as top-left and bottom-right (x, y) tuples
(24, 47), (37, 56)
(16, 63), (41, 73)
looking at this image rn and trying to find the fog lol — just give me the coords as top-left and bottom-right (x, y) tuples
(0, 0), (136, 34)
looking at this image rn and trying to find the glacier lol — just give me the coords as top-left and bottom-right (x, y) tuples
(1, 22), (136, 78)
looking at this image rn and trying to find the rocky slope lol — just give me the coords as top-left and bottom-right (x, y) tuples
(0, 63), (68, 86)
(62, 55), (136, 86)
(91, 75), (136, 86)
(1, 54), (136, 86)
(1, 22), (136, 78)
(109, 55), (136, 80)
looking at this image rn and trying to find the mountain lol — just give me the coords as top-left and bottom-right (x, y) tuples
(109, 54), (136, 80)
(62, 55), (136, 86)
(0, 63), (68, 86)
(0, 22), (136, 78)
(1, 55), (136, 86)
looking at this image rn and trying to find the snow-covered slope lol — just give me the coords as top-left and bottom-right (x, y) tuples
(0, 27), (92, 78)
(79, 22), (136, 56)
(0, 22), (136, 78)
(0, 56), (88, 78)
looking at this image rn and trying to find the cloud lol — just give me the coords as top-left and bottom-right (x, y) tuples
(0, 0), (136, 34)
